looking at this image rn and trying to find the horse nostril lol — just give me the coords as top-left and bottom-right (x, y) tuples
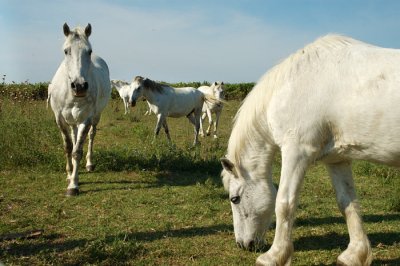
(247, 240), (255, 251)
(71, 82), (76, 89)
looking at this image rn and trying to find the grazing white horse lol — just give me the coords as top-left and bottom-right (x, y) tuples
(49, 23), (111, 196)
(198, 81), (225, 138)
(129, 76), (220, 146)
(220, 34), (400, 265)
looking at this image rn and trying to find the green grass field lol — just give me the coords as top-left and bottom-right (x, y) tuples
(0, 96), (399, 265)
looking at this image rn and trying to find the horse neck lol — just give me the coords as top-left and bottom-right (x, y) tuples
(142, 88), (159, 104)
(237, 141), (276, 186)
(228, 110), (276, 184)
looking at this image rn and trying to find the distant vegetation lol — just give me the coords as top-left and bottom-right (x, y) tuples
(0, 81), (255, 102)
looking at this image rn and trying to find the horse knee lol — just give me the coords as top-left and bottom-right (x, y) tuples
(72, 149), (83, 161)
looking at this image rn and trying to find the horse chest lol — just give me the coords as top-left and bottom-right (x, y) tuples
(62, 103), (93, 124)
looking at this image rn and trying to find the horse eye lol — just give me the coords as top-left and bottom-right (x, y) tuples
(230, 196), (241, 204)
(64, 49), (68, 55)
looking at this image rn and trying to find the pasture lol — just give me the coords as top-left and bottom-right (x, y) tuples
(0, 87), (399, 265)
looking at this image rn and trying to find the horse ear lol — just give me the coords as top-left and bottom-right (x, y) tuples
(221, 158), (237, 176)
(221, 81), (224, 85)
(85, 23), (92, 37)
(213, 82), (217, 86)
(63, 23), (70, 36)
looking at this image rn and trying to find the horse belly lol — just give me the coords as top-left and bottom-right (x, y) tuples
(320, 108), (400, 167)
(168, 98), (201, 118)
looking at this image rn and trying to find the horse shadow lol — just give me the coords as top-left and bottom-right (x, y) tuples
(2, 218), (398, 264)
(0, 224), (232, 259)
(93, 148), (222, 177)
(76, 148), (223, 194)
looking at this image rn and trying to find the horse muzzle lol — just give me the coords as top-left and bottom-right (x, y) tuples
(71, 81), (89, 97)
(236, 238), (266, 251)
(130, 100), (136, 107)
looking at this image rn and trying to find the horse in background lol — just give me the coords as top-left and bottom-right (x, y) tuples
(129, 76), (221, 146)
(198, 81), (225, 138)
(111, 79), (154, 115)
(49, 23), (111, 196)
(111, 79), (131, 114)
(220, 35), (400, 265)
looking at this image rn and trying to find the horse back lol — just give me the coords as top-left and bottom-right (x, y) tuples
(162, 87), (203, 117)
(266, 43), (400, 166)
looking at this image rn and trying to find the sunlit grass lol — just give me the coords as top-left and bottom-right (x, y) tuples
(0, 96), (399, 265)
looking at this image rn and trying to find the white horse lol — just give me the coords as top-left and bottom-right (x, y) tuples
(111, 79), (154, 115)
(129, 76), (220, 146)
(220, 34), (400, 265)
(111, 79), (131, 114)
(49, 23), (111, 196)
(198, 81), (225, 138)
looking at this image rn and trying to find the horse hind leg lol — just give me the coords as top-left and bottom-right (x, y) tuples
(199, 111), (206, 137)
(326, 161), (372, 266)
(205, 109), (213, 136)
(187, 110), (200, 146)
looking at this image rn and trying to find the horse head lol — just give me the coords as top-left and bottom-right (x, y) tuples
(221, 157), (277, 251)
(129, 76), (147, 107)
(62, 23), (93, 97)
(212, 81), (225, 101)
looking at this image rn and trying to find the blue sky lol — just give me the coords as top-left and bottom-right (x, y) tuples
(1, 0), (400, 83)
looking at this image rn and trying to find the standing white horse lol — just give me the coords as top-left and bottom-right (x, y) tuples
(111, 79), (154, 115)
(49, 23), (111, 196)
(111, 79), (131, 114)
(198, 81), (225, 138)
(220, 35), (400, 265)
(129, 76), (220, 146)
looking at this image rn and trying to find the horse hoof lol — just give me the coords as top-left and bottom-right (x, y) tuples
(86, 164), (95, 172)
(66, 188), (79, 196)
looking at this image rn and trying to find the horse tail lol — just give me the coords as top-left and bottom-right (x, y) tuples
(46, 83), (52, 109)
(203, 93), (225, 108)
(46, 94), (51, 109)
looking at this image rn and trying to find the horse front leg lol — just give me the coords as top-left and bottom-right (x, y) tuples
(66, 122), (91, 196)
(153, 114), (165, 143)
(123, 98), (129, 114)
(85, 124), (97, 172)
(256, 144), (311, 266)
(162, 120), (171, 142)
(326, 161), (372, 266)
(57, 122), (73, 180)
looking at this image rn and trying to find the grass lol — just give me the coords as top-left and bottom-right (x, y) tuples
(0, 96), (399, 265)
